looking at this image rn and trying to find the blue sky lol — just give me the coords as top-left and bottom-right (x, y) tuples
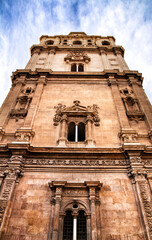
(0, 0), (152, 105)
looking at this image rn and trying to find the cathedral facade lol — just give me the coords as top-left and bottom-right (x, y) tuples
(0, 32), (152, 240)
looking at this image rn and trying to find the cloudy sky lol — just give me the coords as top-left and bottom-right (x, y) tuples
(0, 0), (152, 106)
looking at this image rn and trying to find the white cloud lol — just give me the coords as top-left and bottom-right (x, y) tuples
(0, 0), (152, 107)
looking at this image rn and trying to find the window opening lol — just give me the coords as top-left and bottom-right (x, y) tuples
(78, 122), (85, 141)
(102, 40), (110, 46)
(47, 40), (54, 45)
(77, 211), (87, 240)
(78, 64), (84, 72)
(123, 89), (129, 94)
(26, 89), (31, 94)
(68, 122), (85, 142)
(71, 64), (77, 72)
(73, 40), (82, 45)
(71, 64), (84, 72)
(63, 211), (73, 240)
(68, 122), (75, 142)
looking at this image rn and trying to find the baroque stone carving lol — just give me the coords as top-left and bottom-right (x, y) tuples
(119, 130), (138, 143)
(64, 50), (90, 63)
(53, 100), (100, 126)
(10, 95), (32, 120)
(15, 129), (35, 142)
(122, 96), (144, 122)
(0, 155), (24, 228)
(25, 158), (128, 166)
(139, 181), (152, 237)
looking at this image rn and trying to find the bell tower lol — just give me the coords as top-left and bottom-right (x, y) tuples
(0, 32), (152, 240)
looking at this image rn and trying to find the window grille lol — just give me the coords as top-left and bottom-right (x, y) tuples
(63, 211), (73, 240)
(77, 211), (87, 240)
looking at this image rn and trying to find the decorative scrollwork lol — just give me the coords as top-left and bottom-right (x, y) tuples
(53, 100), (100, 126)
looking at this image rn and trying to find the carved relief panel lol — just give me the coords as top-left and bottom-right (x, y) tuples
(10, 86), (35, 120)
(120, 87), (144, 122)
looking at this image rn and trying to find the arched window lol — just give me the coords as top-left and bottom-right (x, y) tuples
(68, 122), (75, 142)
(73, 40), (82, 45)
(77, 211), (87, 240)
(102, 40), (110, 46)
(78, 64), (84, 72)
(68, 122), (85, 142)
(78, 122), (85, 141)
(71, 64), (84, 72)
(71, 64), (77, 72)
(47, 40), (54, 45)
(63, 211), (73, 240)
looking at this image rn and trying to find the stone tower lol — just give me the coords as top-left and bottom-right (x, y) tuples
(0, 32), (152, 240)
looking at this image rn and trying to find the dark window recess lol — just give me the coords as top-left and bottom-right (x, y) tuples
(63, 211), (73, 240)
(68, 122), (75, 141)
(88, 39), (92, 42)
(73, 40), (82, 45)
(77, 211), (87, 240)
(123, 89), (129, 94)
(47, 40), (54, 45)
(26, 89), (31, 94)
(78, 122), (85, 141)
(71, 64), (77, 72)
(102, 41), (110, 46)
(78, 64), (84, 72)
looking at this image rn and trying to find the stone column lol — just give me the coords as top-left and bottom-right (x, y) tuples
(58, 114), (67, 147)
(88, 186), (97, 240)
(115, 49), (129, 71)
(129, 76), (152, 142)
(51, 181), (66, 240)
(58, 213), (65, 240)
(86, 115), (95, 147)
(127, 153), (151, 240)
(72, 212), (78, 240)
(26, 49), (40, 70)
(100, 50), (109, 70)
(0, 76), (25, 131)
(0, 155), (23, 238)
(53, 198), (61, 240)
(86, 214), (91, 240)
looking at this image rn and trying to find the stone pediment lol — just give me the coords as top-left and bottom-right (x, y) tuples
(53, 100), (100, 126)
(64, 50), (90, 63)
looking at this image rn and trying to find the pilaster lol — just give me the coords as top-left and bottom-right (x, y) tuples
(129, 76), (152, 143)
(0, 155), (24, 238)
(127, 151), (152, 240)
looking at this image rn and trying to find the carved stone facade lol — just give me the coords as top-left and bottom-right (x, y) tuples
(0, 32), (152, 240)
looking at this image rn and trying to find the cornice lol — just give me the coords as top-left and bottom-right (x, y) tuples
(30, 44), (123, 56)
(11, 69), (143, 85)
